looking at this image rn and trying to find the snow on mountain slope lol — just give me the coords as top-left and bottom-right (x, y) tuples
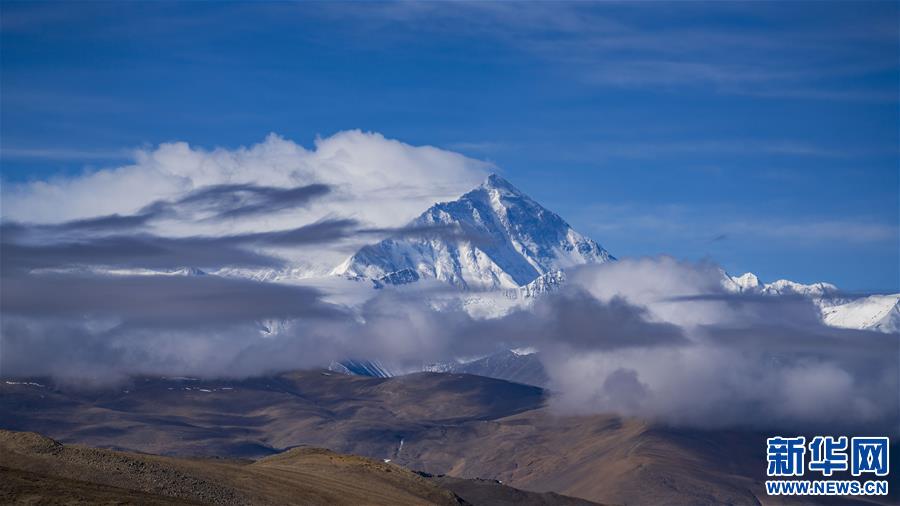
(515, 270), (568, 299)
(820, 294), (900, 334)
(724, 272), (898, 333)
(332, 174), (613, 290)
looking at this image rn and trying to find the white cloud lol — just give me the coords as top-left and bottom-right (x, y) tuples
(565, 257), (731, 328)
(539, 259), (898, 432)
(1, 130), (492, 271)
(2, 130), (490, 225)
(3, 256), (895, 433)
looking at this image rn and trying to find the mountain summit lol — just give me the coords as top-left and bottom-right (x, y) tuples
(333, 174), (613, 289)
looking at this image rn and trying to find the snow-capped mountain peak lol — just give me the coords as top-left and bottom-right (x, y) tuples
(482, 172), (520, 194)
(723, 271), (838, 298)
(333, 173), (613, 289)
(726, 272), (760, 292)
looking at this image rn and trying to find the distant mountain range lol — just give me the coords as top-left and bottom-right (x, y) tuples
(321, 174), (898, 383)
(107, 173), (896, 338)
(723, 271), (899, 333)
(103, 173), (895, 385)
(331, 174), (897, 333)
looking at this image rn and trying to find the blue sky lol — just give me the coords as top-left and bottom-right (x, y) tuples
(1, 1), (897, 291)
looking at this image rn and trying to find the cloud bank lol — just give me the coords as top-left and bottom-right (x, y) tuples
(2, 131), (490, 226)
(539, 259), (897, 433)
(2, 130), (491, 272)
(2, 256), (896, 433)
